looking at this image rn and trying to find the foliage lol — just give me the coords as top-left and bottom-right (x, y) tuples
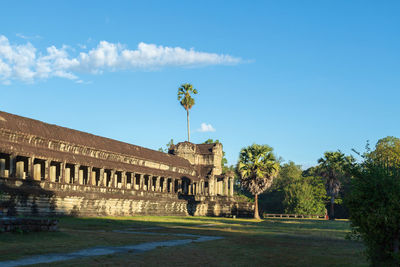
(177, 83), (197, 142)
(260, 161), (326, 216)
(347, 160), (400, 266)
(238, 144), (280, 219)
(314, 151), (354, 219)
(316, 151), (354, 199)
(369, 136), (400, 166)
(158, 139), (174, 153)
(347, 137), (400, 265)
(283, 176), (326, 215)
(203, 139), (228, 172)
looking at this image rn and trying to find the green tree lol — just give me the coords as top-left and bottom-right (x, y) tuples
(158, 139), (174, 153)
(369, 136), (400, 166)
(259, 161), (301, 214)
(316, 151), (354, 220)
(238, 144), (280, 219)
(347, 156), (400, 266)
(177, 83), (198, 142)
(283, 176), (326, 215)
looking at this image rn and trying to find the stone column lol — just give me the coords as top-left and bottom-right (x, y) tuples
(132, 173), (137, 190)
(139, 174), (144, 190)
(0, 157), (6, 177)
(16, 160), (25, 179)
(110, 170), (116, 187)
(49, 163), (57, 182)
(99, 168), (105, 186)
(60, 162), (65, 184)
(74, 164), (80, 184)
(163, 178), (167, 193)
(224, 177), (229, 196)
(78, 167), (84, 185)
(44, 160), (49, 181)
(65, 166), (71, 184)
(229, 178), (234, 197)
(122, 171), (127, 189)
(9, 154), (16, 178)
(178, 180), (182, 193)
(88, 166), (94, 185)
(155, 176), (160, 192)
(208, 177), (214, 196)
(29, 157), (34, 180)
(150, 176), (154, 191)
(33, 160), (41, 181)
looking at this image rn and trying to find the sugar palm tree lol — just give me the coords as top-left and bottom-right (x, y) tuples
(177, 83), (198, 142)
(238, 144), (280, 219)
(317, 151), (354, 220)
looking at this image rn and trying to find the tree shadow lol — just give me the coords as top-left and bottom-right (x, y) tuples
(177, 193), (200, 216)
(0, 178), (55, 217)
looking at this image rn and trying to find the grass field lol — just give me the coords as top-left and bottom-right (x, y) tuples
(0, 216), (367, 266)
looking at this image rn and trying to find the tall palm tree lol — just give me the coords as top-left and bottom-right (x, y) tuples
(317, 151), (354, 220)
(177, 83), (198, 142)
(238, 144), (280, 219)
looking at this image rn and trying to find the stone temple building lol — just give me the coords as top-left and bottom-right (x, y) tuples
(0, 111), (252, 217)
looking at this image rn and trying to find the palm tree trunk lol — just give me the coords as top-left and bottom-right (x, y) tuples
(187, 109), (190, 142)
(330, 196), (335, 220)
(254, 193), (260, 219)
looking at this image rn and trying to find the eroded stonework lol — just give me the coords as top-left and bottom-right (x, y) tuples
(0, 111), (252, 217)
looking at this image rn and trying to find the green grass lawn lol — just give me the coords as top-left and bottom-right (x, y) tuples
(0, 216), (367, 266)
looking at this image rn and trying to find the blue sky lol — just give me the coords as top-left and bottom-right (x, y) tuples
(1, 1), (399, 168)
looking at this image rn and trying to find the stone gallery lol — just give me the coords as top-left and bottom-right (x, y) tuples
(0, 111), (252, 217)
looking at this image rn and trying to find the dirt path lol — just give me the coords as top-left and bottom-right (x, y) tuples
(0, 230), (222, 267)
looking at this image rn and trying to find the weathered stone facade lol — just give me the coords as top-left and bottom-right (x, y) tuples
(0, 111), (253, 217)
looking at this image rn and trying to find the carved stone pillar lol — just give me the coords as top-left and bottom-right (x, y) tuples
(138, 174), (143, 190)
(155, 176), (160, 192)
(163, 178), (167, 193)
(29, 157), (35, 180)
(122, 171), (127, 189)
(49, 163), (57, 182)
(229, 178), (234, 197)
(178, 180), (182, 193)
(0, 157), (6, 177)
(9, 154), (16, 178)
(60, 162), (65, 184)
(74, 164), (80, 184)
(99, 168), (105, 186)
(148, 175), (153, 191)
(170, 179), (174, 193)
(224, 177), (229, 196)
(44, 160), (49, 181)
(87, 166), (93, 185)
(110, 170), (116, 187)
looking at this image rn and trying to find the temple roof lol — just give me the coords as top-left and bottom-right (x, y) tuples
(0, 111), (194, 172)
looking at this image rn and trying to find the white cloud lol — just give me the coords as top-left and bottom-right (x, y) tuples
(0, 35), (242, 84)
(198, 123), (216, 132)
(16, 33), (41, 40)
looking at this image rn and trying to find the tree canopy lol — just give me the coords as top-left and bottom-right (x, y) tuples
(238, 144), (280, 219)
(369, 136), (400, 166)
(347, 154), (400, 265)
(315, 151), (354, 219)
(177, 83), (197, 142)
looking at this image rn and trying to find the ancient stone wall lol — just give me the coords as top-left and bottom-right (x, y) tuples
(0, 178), (253, 218)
